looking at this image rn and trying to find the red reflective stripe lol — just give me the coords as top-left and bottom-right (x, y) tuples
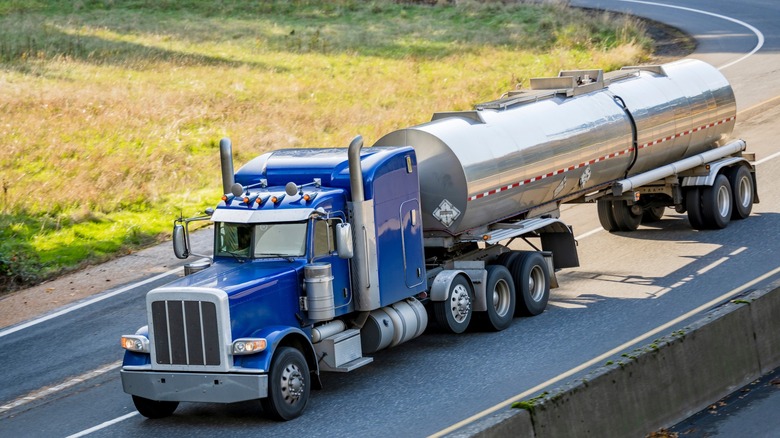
(466, 116), (734, 202)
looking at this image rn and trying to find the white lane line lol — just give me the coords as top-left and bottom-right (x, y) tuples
(576, 226), (603, 240)
(66, 412), (139, 438)
(620, 0), (764, 70)
(0, 361), (122, 414)
(431, 264), (780, 437)
(756, 150), (780, 166)
(0, 267), (181, 339)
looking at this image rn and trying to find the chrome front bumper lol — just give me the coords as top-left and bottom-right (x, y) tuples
(121, 369), (268, 403)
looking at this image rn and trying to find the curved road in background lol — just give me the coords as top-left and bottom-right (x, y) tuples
(1, 1), (778, 437)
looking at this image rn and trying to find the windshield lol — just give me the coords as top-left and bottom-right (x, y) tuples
(216, 222), (307, 259)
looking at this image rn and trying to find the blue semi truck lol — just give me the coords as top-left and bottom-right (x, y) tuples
(120, 60), (755, 420)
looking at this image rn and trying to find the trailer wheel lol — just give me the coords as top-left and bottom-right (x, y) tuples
(642, 206), (665, 222)
(511, 252), (550, 316)
(433, 275), (473, 333)
(685, 187), (705, 230)
(701, 174), (733, 229)
(261, 347), (310, 421)
(132, 396), (179, 419)
(612, 200), (642, 231)
(727, 165), (753, 220)
(597, 200), (618, 232)
(476, 265), (516, 331)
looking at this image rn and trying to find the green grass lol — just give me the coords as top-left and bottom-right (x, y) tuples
(0, 0), (652, 292)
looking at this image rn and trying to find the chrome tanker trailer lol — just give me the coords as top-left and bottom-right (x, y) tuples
(120, 59), (757, 420)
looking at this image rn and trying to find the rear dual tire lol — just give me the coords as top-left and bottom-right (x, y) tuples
(498, 251), (550, 317)
(687, 171), (749, 230)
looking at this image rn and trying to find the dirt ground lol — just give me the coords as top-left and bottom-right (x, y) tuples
(0, 17), (694, 330)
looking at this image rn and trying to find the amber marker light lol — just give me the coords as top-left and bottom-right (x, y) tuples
(233, 338), (267, 355)
(483, 235), (491, 241)
(271, 196), (278, 204)
(120, 335), (150, 353)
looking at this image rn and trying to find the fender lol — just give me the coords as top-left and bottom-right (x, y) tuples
(233, 326), (320, 386)
(682, 157), (751, 187)
(429, 270), (476, 304)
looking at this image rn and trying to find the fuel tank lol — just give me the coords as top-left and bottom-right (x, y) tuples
(373, 59), (736, 236)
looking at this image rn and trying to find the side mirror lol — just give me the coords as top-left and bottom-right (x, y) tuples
(335, 223), (353, 259)
(173, 224), (190, 259)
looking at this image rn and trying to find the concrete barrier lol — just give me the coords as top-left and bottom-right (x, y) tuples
(454, 279), (780, 437)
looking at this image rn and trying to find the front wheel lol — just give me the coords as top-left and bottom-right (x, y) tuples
(132, 396), (179, 419)
(433, 275), (473, 333)
(261, 347), (310, 421)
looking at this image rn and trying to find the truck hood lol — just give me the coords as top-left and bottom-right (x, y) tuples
(165, 259), (305, 297)
(160, 260), (307, 335)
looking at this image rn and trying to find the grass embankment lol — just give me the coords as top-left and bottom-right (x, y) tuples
(0, 0), (652, 292)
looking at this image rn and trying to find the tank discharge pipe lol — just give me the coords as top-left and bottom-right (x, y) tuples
(219, 137), (235, 196)
(613, 139), (746, 195)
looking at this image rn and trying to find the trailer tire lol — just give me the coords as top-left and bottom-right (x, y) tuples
(132, 396), (179, 419)
(511, 252), (550, 316)
(597, 200), (619, 232)
(261, 347), (310, 421)
(642, 206), (665, 222)
(701, 174), (732, 229)
(476, 265), (516, 331)
(433, 275), (473, 334)
(612, 200), (642, 231)
(727, 165), (753, 220)
(685, 187), (705, 230)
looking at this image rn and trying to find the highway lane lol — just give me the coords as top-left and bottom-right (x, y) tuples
(1, 1), (779, 437)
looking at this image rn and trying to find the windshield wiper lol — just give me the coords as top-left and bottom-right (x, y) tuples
(225, 250), (248, 263)
(257, 253), (297, 262)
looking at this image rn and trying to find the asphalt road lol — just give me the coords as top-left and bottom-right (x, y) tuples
(1, 1), (779, 437)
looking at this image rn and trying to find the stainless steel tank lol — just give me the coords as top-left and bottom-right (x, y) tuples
(373, 59), (735, 236)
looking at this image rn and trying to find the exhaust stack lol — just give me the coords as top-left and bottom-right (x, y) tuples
(346, 135), (381, 311)
(219, 138), (235, 195)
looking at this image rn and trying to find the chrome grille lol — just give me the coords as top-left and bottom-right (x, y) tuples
(151, 300), (221, 366)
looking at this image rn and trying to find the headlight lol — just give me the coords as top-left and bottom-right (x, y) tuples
(121, 335), (150, 353)
(232, 338), (267, 355)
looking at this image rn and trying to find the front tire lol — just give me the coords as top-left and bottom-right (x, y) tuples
(261, 347), (310, 421)
(433, 275), (473, 333)
(132, 396), (179, 419)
